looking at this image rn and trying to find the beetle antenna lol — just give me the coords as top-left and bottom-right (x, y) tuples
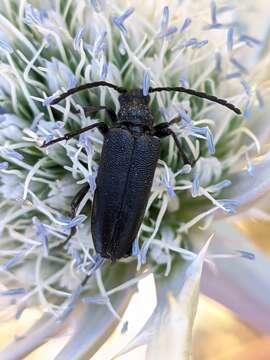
(49, 81), (126, 105)
(81, 254), (105, 287)
(149, 86), (241, 115)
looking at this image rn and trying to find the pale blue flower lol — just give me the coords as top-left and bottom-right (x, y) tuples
(112, 8), (134, 34)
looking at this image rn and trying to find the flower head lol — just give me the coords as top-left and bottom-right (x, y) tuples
(0, 1), (270, 358)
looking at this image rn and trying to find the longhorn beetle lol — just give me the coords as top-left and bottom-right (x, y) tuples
(42, 81), (241, 284)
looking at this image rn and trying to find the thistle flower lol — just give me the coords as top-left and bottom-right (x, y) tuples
(0, 1), (270, 359)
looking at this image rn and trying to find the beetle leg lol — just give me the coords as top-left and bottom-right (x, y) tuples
(41, 122), (108, 147)
(154, 122), (198, 166)
(53, 184), (90, 251)
(74, 106), (118, 123)
(169, 129), (199, 166)
(64, 183), (90, 248)
(81, 255), (105, 287)
(153, 115), (182, 133)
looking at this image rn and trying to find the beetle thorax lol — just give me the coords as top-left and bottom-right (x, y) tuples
(118, 89), (153, 127)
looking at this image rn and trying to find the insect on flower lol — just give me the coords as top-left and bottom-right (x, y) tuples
(42, 80), (241, 285)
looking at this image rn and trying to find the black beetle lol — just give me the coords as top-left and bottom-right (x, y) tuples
(42, 81), (240, 268)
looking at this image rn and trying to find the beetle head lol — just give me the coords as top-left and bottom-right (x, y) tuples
(118, 89), (153, 127)
(118, 89), (150, 105)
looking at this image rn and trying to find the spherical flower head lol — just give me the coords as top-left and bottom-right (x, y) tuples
(0, 1), (269, 358)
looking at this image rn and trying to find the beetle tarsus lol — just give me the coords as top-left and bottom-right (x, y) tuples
(81, 255), (105, 287)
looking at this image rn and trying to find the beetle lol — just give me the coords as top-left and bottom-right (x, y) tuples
(42, 81), (240, 270)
